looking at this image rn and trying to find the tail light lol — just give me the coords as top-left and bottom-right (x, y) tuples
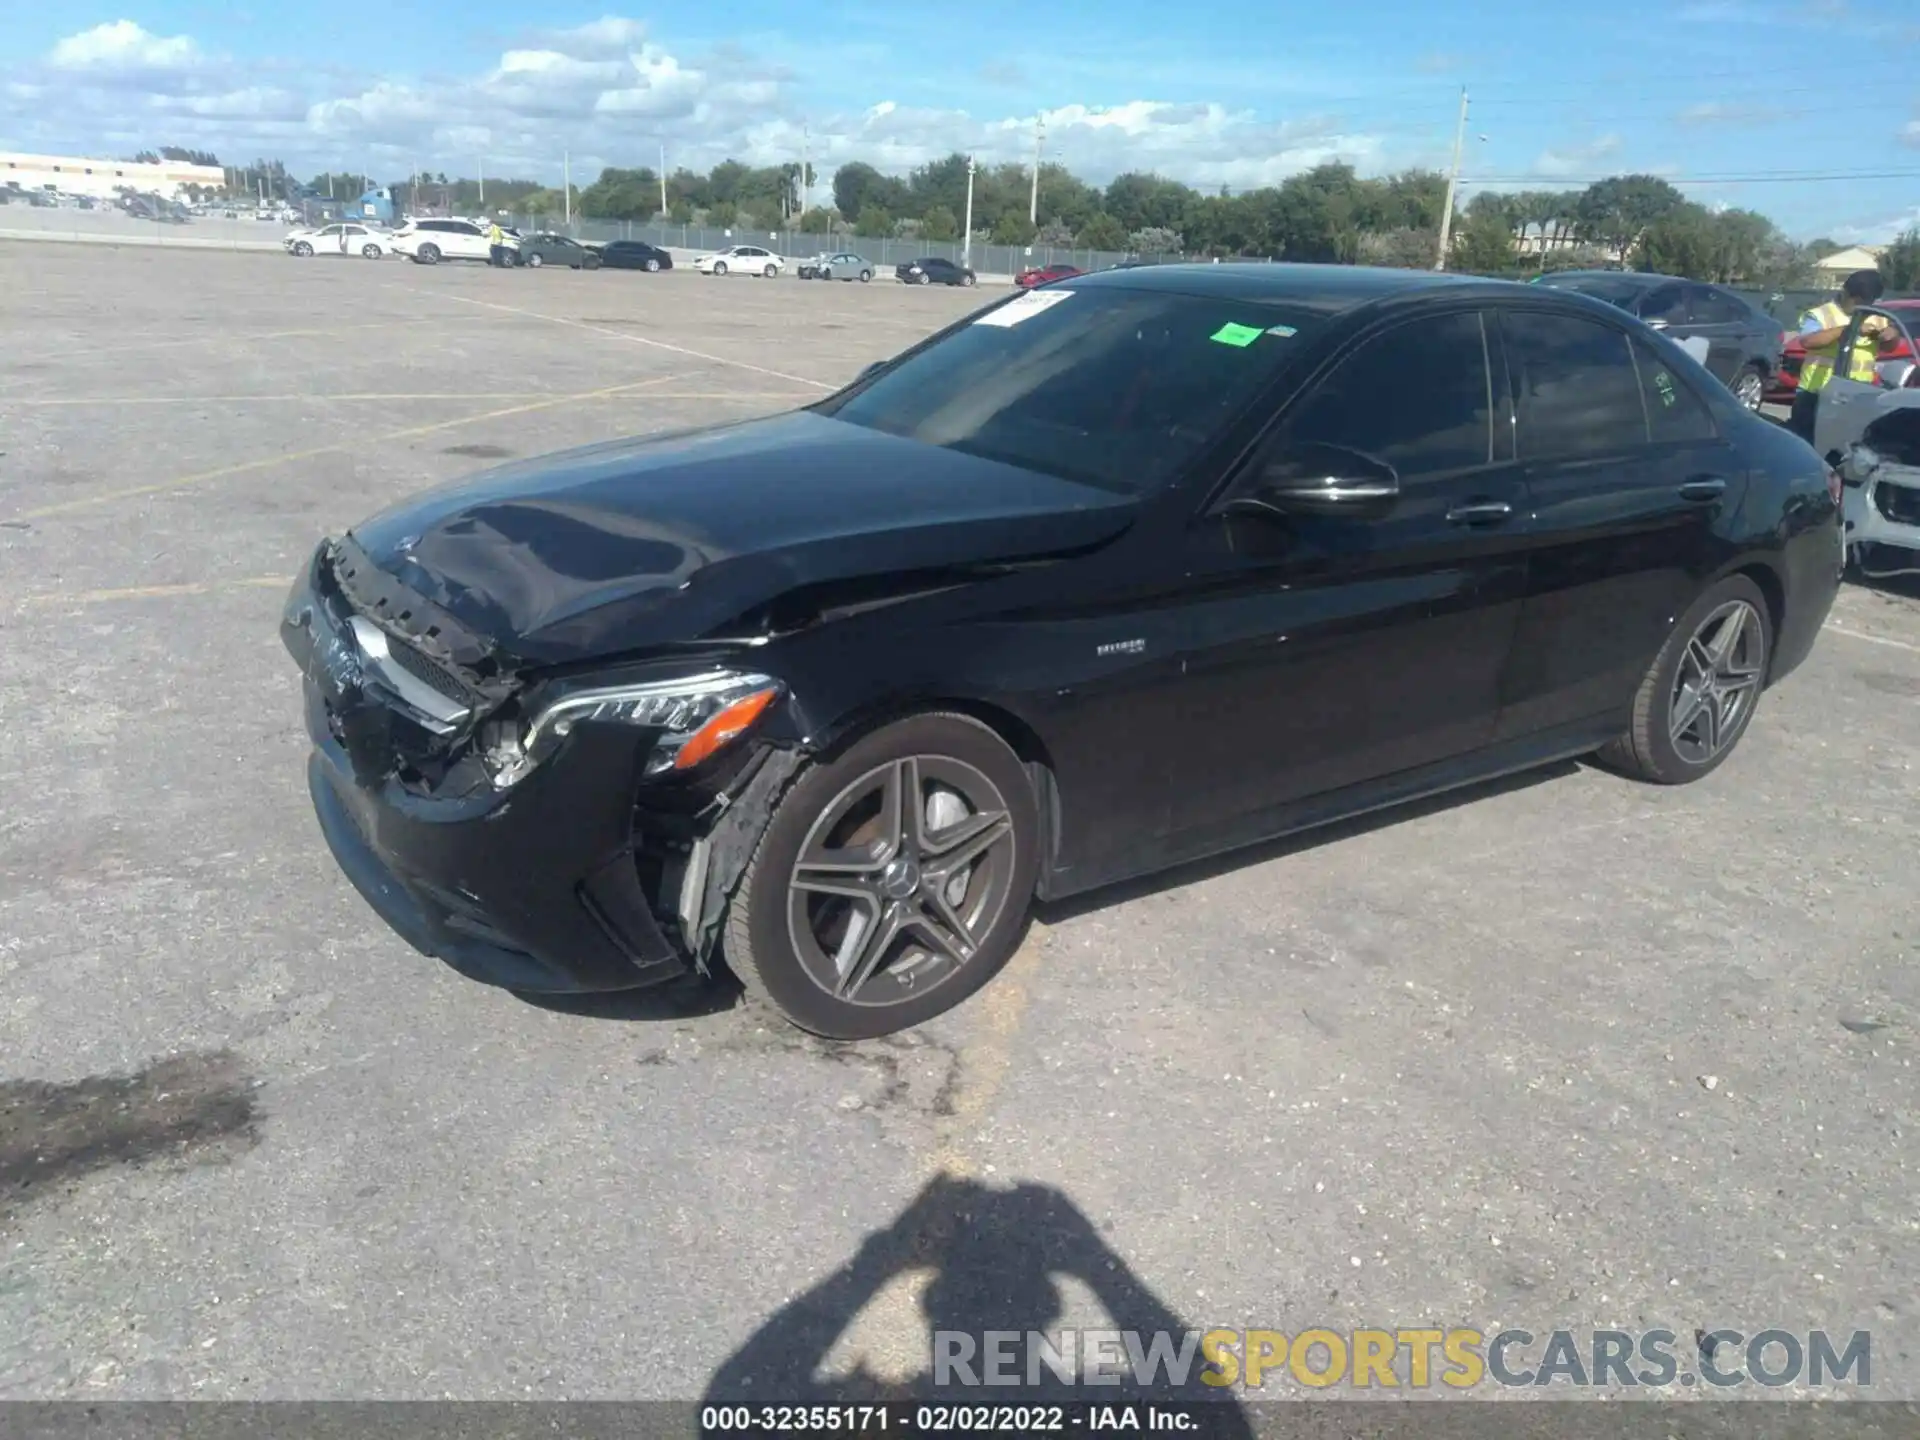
(1826, 466), (1843, 506)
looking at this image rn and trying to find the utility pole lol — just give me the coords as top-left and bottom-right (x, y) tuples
(564, 150), (572, 225)
(1029, 117), (1044, 226)
(659, 143), (668, 217)
(963, 154), (977, 268)
(1435, 86), (1469, 271)
(799, 122), (809, 220)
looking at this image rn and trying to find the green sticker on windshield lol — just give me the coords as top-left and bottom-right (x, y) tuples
(1655, 371), (1677, 407)
(1210, 322), (1264, 348)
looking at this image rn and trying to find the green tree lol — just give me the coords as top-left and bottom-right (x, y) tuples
(1573, 174), (1686, 261)
(919, 205), (959, 242)
(855, 204), (894, 238)
(1878, 229), (1920, 293)
(799, 208), (833, 234)
(1077, 212), (1128, 251)
(1450, 209), (1517, 274)
(707, 200), (738, 228)
(990, 213), (1036, 246)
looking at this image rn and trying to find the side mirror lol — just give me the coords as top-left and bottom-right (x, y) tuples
(1225, 445), (1400, 519)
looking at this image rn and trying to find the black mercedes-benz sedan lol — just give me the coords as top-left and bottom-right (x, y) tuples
(281, 264), (1842, 1039)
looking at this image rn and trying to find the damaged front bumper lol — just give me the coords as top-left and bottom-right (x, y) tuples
(1841, 443), (1920, 560)
(281, 541), (803, 994)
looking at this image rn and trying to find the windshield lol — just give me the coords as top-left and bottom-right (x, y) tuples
(817, 286), (1325, 495)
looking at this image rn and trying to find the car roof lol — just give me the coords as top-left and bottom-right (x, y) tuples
(1066, 261), (1520, 316)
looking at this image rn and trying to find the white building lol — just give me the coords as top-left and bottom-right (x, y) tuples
(0, 150), (227, 202)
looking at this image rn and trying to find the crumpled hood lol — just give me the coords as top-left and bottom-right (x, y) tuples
(349, 410), (1137, 665)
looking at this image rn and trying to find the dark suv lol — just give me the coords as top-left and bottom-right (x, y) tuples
(1532, 271), (1785, 411)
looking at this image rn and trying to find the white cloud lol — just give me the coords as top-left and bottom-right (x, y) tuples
(4, 15), (1392, 196)
(1904, 119), (1920, 146)
(50, 20), (201, 72)
(1532, 134), (1622, 178)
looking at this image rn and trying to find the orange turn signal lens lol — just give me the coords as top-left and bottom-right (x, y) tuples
(672, 686), (780, 771)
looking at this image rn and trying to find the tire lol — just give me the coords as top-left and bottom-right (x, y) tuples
(713, 261), (728, 276)
(417, 244), (441, 265)
(645, 258), (660, 272)
(764, 263), (778, 278)
(916, 271), (931, 285)
(293, 241), (313, 257)
(962, 273), (977, 287)
(586, 257), (602, 270)
(724, 713), (1041, 1039)
(527, 252), (544, 268)
(859, 269), (872, 283)
(1732, 364), (1766, 411)
(361, 243), (381, 259)
(1596, 575), (1773, 785)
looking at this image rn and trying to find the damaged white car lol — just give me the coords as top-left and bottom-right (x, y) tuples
(1813, 304), (1920, 580)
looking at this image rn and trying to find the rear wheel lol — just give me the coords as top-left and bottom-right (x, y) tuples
(1732, 364), (1766, 411)
(763, 263), (778, 278)
(1597, 575), (1772, 785)
(527, 252), (544, 268)
(361, 243), (381, 259)
(713, 261), (728, 276)
(859, 269), (872, 283)
(416, 243), (441, 265)
(725, 714), (1039, 1039)
(916, 271), (931, 285)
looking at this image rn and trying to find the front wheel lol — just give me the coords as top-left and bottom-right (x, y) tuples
(713, 261), (727, 276)
(962, 273), (977, 287)
(724, 713), (1040, 1039)
(1596, 575), (1773, 785)
(645, 258), (660, 272)
(1732, 364), (1766, 411)
(293, 241), (313, 257)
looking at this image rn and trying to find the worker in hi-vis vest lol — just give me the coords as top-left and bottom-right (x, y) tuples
(1790, 268), (1889, 443)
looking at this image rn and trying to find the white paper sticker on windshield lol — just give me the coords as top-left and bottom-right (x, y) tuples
(974, 290), (1074, 327)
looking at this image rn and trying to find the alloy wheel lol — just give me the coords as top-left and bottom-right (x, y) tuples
(1668, 599), (1764, 765)
(785, 754), (1018, 1009)
(1733, 370), (1764, 410)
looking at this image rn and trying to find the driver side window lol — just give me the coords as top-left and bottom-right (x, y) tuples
(1280, 311), (1495, 480)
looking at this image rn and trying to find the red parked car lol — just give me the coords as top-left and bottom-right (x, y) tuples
(1014, 263), (1083, 288)
(1766, 296), (1920, 403)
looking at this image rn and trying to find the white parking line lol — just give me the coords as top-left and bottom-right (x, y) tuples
(406, 290), (837, 392)
(1826, 623), (1920, 655)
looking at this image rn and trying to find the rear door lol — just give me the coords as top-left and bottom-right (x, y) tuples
(1163, 306), (1532, 833)
(1494, 307), (1741, 740)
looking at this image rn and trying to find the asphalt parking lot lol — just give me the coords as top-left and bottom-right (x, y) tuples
(2, 242), (1918, 1409)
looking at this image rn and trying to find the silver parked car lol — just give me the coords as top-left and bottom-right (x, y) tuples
(798, 251), (874, 282)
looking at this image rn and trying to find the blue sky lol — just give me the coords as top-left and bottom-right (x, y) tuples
(3, 2), (1918, 239)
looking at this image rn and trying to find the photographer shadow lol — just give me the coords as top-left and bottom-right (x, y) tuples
(702, 1174), (1251, 1434)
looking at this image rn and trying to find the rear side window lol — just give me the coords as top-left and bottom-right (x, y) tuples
(1639, 285), (1689, 325)
(1504, 310), (1648, 460)
(1689, 286), (1748, 325)
(1632, 339), (1718, 443)
(1281, 311), (1494, 479)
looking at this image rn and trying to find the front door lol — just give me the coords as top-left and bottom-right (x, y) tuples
(1162, 307), (1532, 837)
(1813, 306), (1920, 461)
(1494, 308), (1743, 739)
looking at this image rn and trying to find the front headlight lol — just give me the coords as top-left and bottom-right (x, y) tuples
(481, 669), (781, 790)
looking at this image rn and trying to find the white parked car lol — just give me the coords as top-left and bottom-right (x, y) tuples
(1815, 302), (1920, 579)
(390, 218), (518, 265)
(693, 244), (784, 277)
(284, 222), (391, 259)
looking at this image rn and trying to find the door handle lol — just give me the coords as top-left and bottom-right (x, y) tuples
(1678, 476), (1728, 502)
(1446, 501), (1513, 526)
